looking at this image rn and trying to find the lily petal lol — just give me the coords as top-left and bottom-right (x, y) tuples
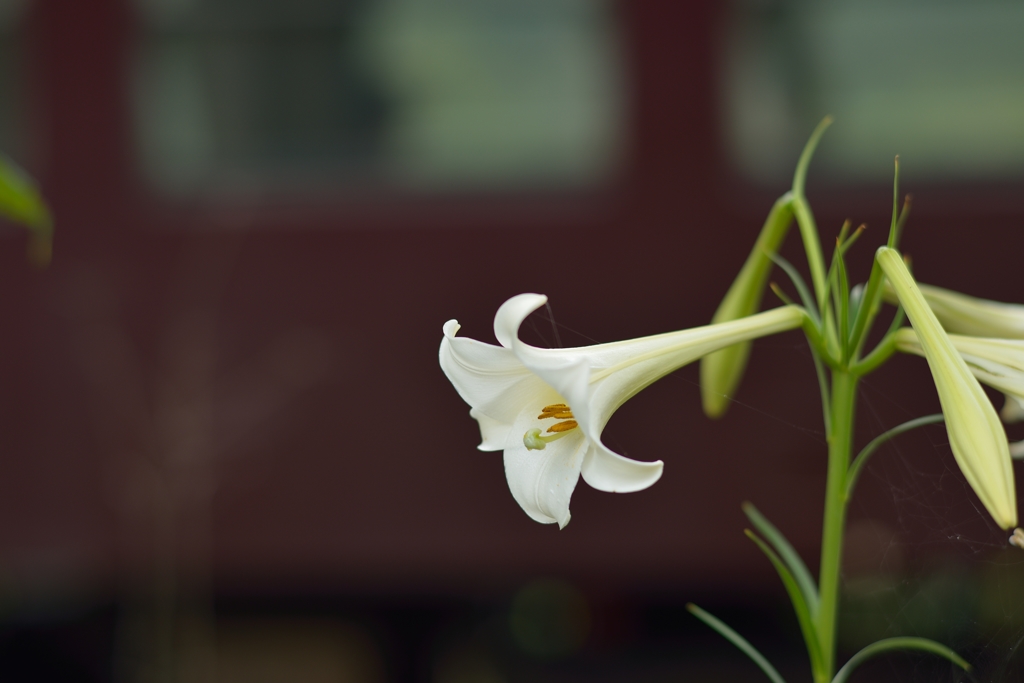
(581, 443), (664, 493)
(440, 319), (549, 428)
(471, 407), (509, 452)
(504, 393), (587, 529)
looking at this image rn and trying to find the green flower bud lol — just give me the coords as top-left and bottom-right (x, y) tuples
(878, 247), (1017, 529)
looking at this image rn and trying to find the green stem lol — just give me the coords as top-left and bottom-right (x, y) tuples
(816, 369), (858, 681)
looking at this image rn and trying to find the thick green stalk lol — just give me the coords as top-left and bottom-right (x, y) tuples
(816, 369), (858, 680)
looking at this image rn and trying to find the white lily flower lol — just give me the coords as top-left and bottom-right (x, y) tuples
(440, 294), (805, 528)
(895, 327), (1024, 459)
(878, 247), (1017, 529)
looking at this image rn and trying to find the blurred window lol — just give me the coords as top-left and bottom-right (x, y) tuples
(722, 0), (1024, 185)
(132, 0), (627, 198)
(0, 0), (29, 164)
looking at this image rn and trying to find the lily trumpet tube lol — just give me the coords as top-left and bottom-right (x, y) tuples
(439, 294), (805, 528)
(878, 248), (1017, 529)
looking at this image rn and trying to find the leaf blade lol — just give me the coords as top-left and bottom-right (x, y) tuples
(745, 530), (825, 681)
(742, 502), (819, 618)
(832, 637), (970, 683)
(686, 603), (788, 683)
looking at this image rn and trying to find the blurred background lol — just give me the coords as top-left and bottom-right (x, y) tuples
(1, 0), (1024, 680)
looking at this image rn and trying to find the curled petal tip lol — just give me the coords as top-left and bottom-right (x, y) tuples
(494, 293), (548, 348)
(582, 447), (663, 493)
(443, 319), (461, 337)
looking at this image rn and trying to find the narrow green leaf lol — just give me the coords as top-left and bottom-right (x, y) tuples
(846, 414), (944, 499)
(792, 194), (828, 312)
(790, 116), (833, 313)
(742, 503), (819, 617)
(834, 239), (851, 359)
(819, 224), (843, 315)
(832, 637), (970, 683)
(848, 235), (901, 361)
(792, 116), (833, 198)
(686, 603), (788, 683)
(887, 156), (901, 249)
(850, 190), (907, 355)
(847, 257), (884, 357)
(893, 194), (912, 249)
(745, 530), (825, 681)
(810, 340), (833, 434)
(765, 251), (819, 325)
(839, 224), (866, 255)
(769, 282), (798, 308)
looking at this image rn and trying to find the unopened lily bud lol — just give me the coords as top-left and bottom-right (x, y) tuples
(701, 197), (794, 417)
(878, 247), (1017, 530)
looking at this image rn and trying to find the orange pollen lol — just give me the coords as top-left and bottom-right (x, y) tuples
(538, 403), (574, 420)
(546, 420), (578, 433)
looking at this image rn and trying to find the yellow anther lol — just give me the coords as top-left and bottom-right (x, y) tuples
(524, 403), (580, 449)
(538, 403), (575, 420)
(547, 420), (578, 433)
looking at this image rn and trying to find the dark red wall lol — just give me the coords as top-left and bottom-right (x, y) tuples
(0, 0), (1019, 602)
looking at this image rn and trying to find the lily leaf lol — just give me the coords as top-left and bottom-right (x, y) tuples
(742, 502), (819, 618)
(765, 251), (820, 326)
(846, 414), (944, 500)
(745, 529), (825, 681)
(832, 637), (970, 683)
(686, 603), (788, 683)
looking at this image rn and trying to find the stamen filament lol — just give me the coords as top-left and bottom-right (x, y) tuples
(524, 426), (577, 450)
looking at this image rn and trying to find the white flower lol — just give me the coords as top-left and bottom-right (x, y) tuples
(439, 294), (805, 528)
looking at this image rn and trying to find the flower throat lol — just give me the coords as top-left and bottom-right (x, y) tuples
(523, 403), (579, 450)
